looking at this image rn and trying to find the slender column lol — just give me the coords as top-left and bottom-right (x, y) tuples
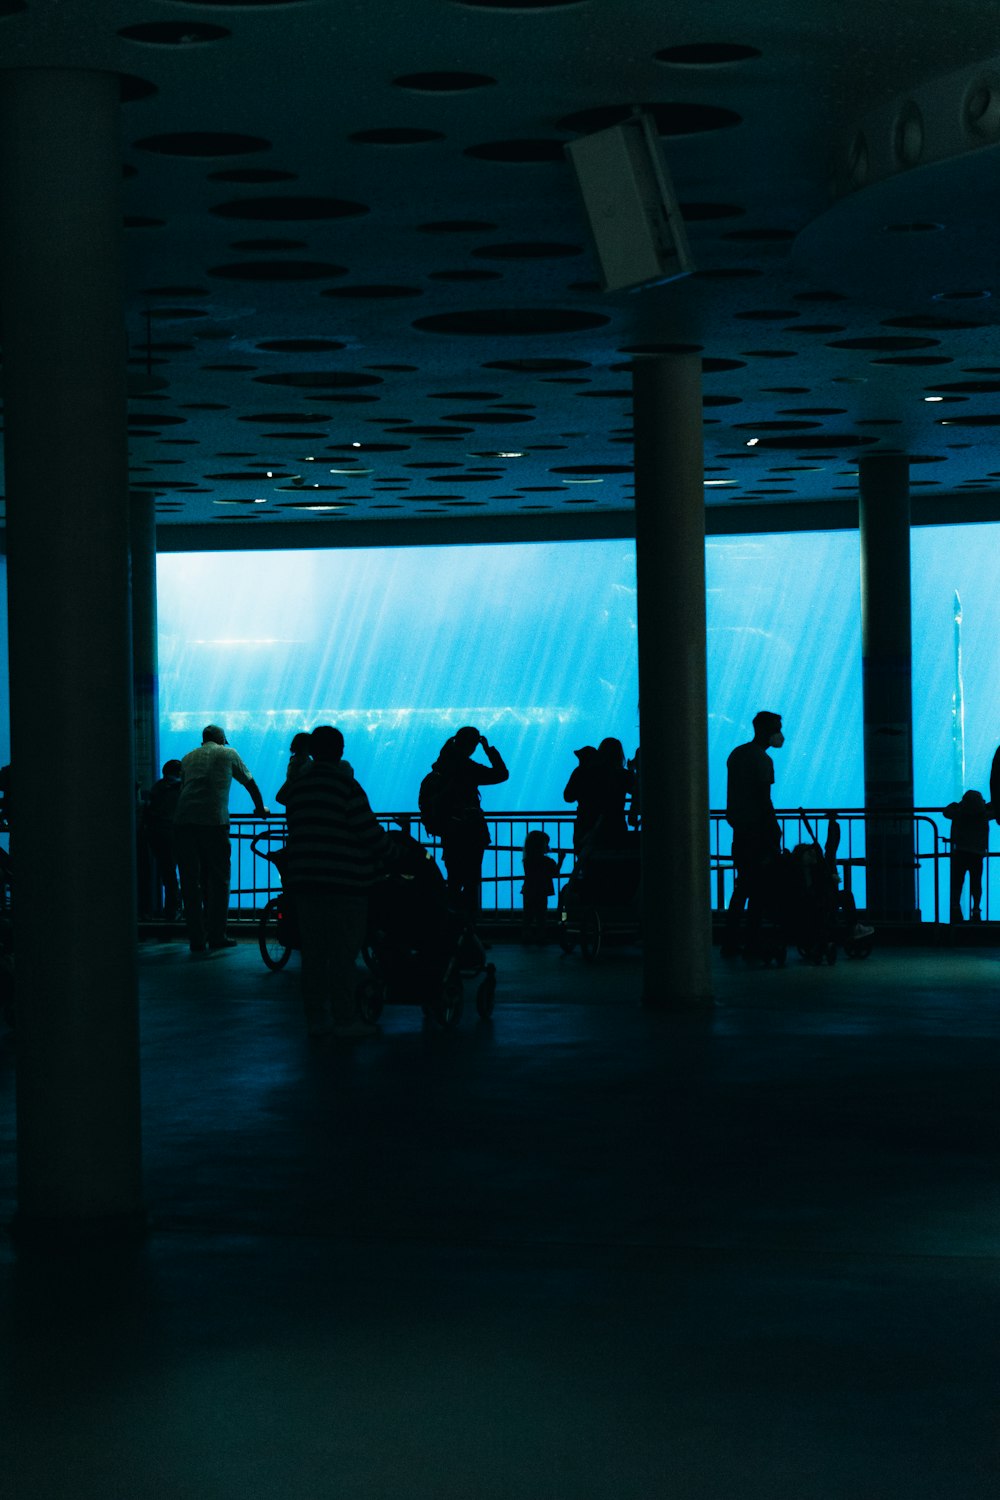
(0, 71), (143, 1236)
(130, 492), (160, 796)
(859, 454), (917, 922)
(632, 354), (712, 1006)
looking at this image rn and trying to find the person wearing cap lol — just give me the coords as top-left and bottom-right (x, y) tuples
(722, 710), (784, 958)
(174, 724), (268, 954)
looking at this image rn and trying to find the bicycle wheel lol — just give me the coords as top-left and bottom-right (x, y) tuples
(433, 962), (464, 1028)
(258, 897), (292, 970)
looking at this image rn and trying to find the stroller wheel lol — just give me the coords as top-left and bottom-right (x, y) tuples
(433, 964), (464, 1028)
(476, 964), (497, 1020)
(258, 897), (293, 971)
(580, 908), (602, 963)
(357, 974), (385, 1022)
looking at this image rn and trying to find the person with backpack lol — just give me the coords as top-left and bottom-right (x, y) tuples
(419, 726), (508, 918)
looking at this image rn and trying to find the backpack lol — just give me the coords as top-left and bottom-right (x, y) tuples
(418, 769), (453, 835)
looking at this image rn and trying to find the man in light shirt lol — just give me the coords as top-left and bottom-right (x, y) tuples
(174, 724), (268, 954)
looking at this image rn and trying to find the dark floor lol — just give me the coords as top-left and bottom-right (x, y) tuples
(1, 932), (999, 1499)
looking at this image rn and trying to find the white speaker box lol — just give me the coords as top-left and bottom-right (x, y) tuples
(565, 111), (694, 292)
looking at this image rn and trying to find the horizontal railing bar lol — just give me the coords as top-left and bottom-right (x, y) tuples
(213, 806), (974, 928)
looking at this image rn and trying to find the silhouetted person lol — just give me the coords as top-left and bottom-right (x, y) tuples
(521, 829), (565, 944)
(174, 724), (268, 954)
(944, 789), (990, 923)
(285, 731), (312, 785)
(563, 736), (635, 852)
(277, 725), (391, 1038)
(722, 710), (785, 957)
(429, 726), (508, 918)
(145, 759), (183, 919)
(564, 746), (598, 852)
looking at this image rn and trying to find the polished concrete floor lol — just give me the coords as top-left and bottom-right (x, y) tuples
(1, 932), (999, 1498)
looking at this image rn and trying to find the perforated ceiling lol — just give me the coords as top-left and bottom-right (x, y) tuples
(4, 0), (1000, 540)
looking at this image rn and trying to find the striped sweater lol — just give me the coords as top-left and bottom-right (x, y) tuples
(280, 760), (391, 891)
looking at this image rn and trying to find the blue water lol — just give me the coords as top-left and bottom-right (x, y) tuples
(157, 535), (872, 816)
(0, 524), (996, 819)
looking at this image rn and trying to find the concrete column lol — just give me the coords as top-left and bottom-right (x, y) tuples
(632, 354), (712, 1006)
(130, 492), (160, 797)
(0, 71), (143, 1237)
(859, 454), (918, 922)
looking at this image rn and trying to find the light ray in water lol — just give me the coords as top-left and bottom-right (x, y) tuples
(952, 589), (966, 798)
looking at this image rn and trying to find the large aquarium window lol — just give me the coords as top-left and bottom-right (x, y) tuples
(911, 523), (1000, 807)
(156, 535), (865, 817)
(157, 542), (640, 814)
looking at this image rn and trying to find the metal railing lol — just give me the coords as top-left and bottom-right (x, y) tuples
(226, 806), (980, 924)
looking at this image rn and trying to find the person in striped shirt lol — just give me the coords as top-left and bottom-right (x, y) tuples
(277, 725), (392, 1038)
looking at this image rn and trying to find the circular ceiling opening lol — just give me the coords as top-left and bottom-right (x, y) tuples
(253, 371), (383, 388)
(119, 21), (230, 44)
(120, 74), (158, 103)
(417, 220), (498, 233)
(416, 308), (609, 335)
(453, 0), (585, 9)
(322, 284), (423, 299)
(208, 168), (297, 183)
(210, 195), (369, 220)
(394, 71), (496, 91)
(255, 339), (347, 352)
(208, 260), (348, 281)
(349, 127), (445, 145)
(169, 0), (306, 6)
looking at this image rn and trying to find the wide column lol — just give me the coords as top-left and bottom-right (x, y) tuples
(0, 71), (143, 1236)
(632, 354), (712, 1006)
(859, 454), (918, 922)
(130, 492), (160, 797)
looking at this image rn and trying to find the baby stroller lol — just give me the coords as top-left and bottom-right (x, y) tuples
(251, 832), (300, 970)
(749, 813), (875, 967)
(558, 830), (642, 961)
(359, 828), (497, 1028)
(785, 836), (841, 966)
